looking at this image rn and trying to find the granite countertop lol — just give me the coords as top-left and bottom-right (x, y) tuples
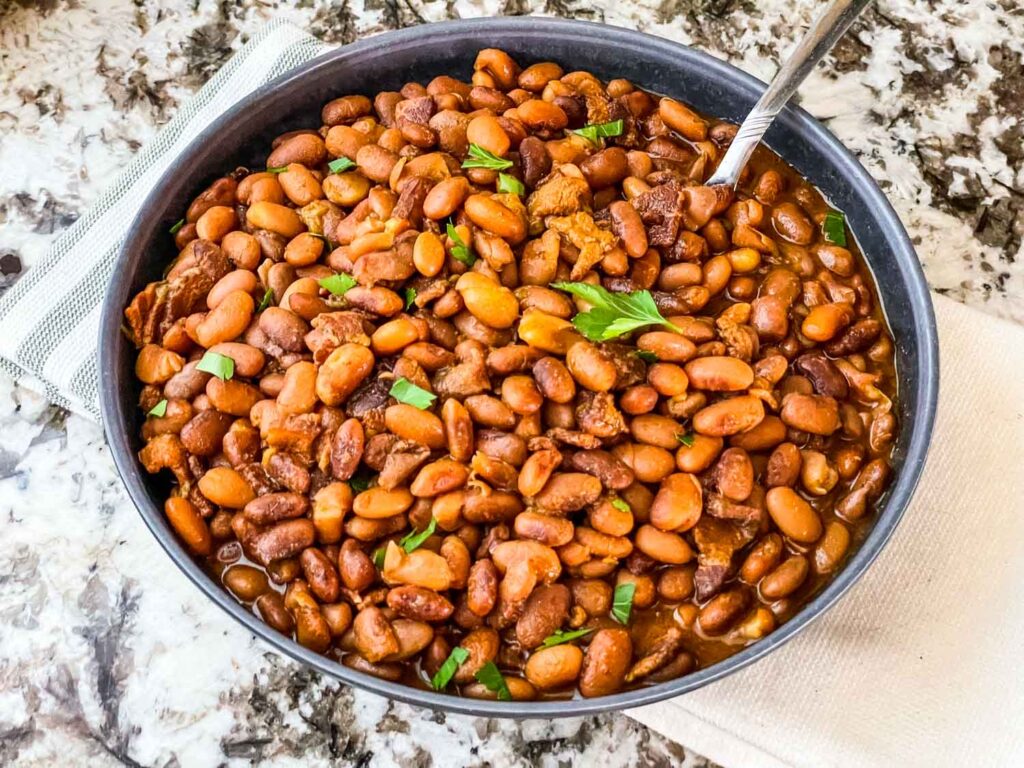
(1, 1), (1021, 766)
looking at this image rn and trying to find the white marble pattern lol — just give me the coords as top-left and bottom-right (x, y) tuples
(1, 0), (1022, 765)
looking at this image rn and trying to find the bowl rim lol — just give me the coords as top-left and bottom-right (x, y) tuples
(99, 16), (939, 718)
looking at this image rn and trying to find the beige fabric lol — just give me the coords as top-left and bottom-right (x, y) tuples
(629, 293), (1024, 767)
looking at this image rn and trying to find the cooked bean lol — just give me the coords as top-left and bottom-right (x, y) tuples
(410, 458), (470, 497)
(566, 341), (617, 392)
(612, 443), (676, 484)
(802, 302), (854, 342)
(760, 555), (809, 599)
(252, 519), (316, 565)
(813, 521), (851, 574)
(456, 272), (519, 329)
(442, 398), (474, 461)
(649, 473), (702, 532)
(386, 404), (446, 449)
(766, 487), (823, 543)
(698, 588), (749, 635)
(635, 524), (692, 564)
(526, 644), (583, 691)
(164, 497), (211, 555)
(316, 343), (374, 406)
(353, 487), (414, 518)
(534, 473), (602, 513)
(780, 393), (840, 435)
(692, 395), (765, 437)
(579, 629), (632, 697)
(684, 356), (754, 392)
(630, 414), (684, 449)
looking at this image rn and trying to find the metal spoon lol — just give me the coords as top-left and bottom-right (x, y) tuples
(706, 0), (873, 188)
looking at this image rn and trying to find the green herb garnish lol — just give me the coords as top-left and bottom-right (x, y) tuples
(474, 661), (512, 701)
(634, 349), (658, 363)
(677, 432), (696, 447)
(372, 546), (386, 569)
(266, 166), (288, 174)
(497, 173), (525, 196)
(571, 119), (624, 145)
(147, 399), (168, 418)
(611, 497), (631, 514)
(169, 218), (185, 235)
(822, 210), (847, 247)
(431, 646), (470, 691)
(319, 273), (357, 296)
(399, 517), (437, 553)
(540, 627), (594, 648)
(349, 469), (375, 494)
(404, 286), (417, 309)
(195, 351), (234, 381)
(389, 377), (437, 410)
(612, 582), (636, 625)
(328, 157), (356, 174)
(446, 222), (476, 266)
(462, 144), (513, 171)
(551, 282), (681, 341)
(256, 287), (274, 312)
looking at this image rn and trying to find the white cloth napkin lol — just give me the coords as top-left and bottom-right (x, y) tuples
(629, 293), (1024, 767)
(2, 20), (1021, 768)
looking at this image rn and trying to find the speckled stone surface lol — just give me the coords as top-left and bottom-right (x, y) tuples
(1, 1), (1021, 765)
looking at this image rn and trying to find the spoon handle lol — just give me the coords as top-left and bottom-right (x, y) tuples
(706, 0), (873, 188)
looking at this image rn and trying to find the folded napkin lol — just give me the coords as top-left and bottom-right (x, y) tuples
(3, 21), (1021, 768)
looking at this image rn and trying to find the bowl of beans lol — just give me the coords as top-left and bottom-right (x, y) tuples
(99, 18), (938, 716)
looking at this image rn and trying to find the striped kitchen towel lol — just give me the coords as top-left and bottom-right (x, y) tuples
(0, 20), (334, 420)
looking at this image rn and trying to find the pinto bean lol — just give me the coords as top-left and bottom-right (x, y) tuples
(566, 342), (617, 392)
(223, 564), (269, 602)
(534, 473), (602, 513)
(300, 548), (341, 603)
(635, 524), (692, 564)
(813, 521), (852, 574)
(179, 410), (232, 456)
(353, 606), (400, 662)
(760, 555), (809, 599)
(164, 497), (211, 555)
(684, 356), (754, 392)
(514, 510), (574, 547)
(410, 459), (470, 497)
(452, 628), (501, 683)
(780, 393), (840, 435)
(579, 629), (632, 697)
(612, 443), (676, 484)
(386, 404), (446, 449)
(252, 519), (316, 565)
(316, 343), (374, 406)
(712, 447), (754, 501)
(698, 588), (749, 635)
(649, 473), (702, 532)
(387, 585), (454, 622)
(692, 395), (765, 437)
(516, 583), (571, 649)
(802, 302), (854, 342)
(766, 487), (823, 543)
(525, 644), (583, 691)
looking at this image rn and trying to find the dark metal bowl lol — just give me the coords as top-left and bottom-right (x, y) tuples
(99, 17), (939, 717)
